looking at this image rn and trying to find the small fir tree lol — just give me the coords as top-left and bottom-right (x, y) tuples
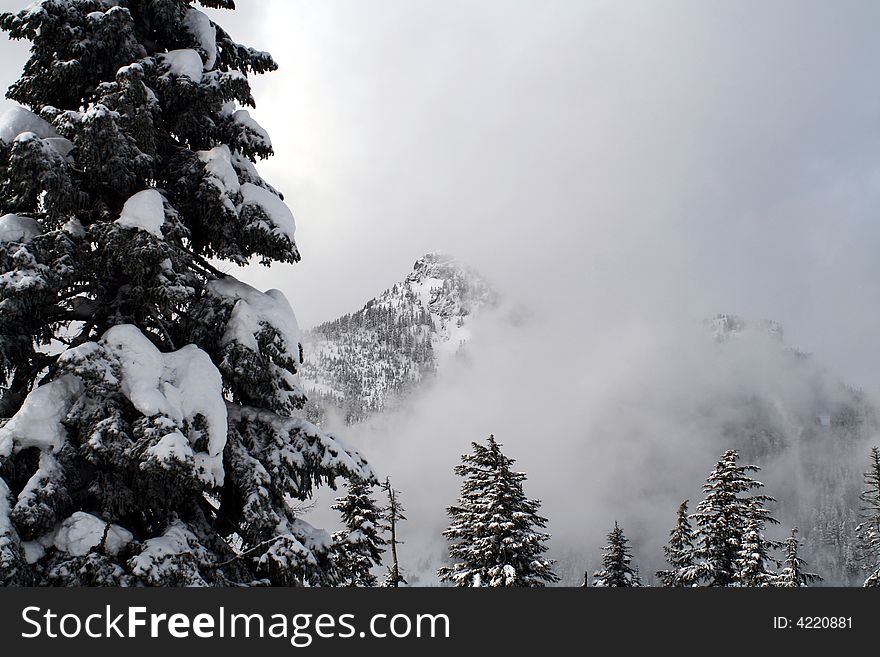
(332, 479), (386, 587)
(656, 499), (696, 587)
(775, 528), (821, 587)
(733, 515), (777, 587)
(438, 435), (558, 587)
(593, 522), (642, 587)
(689, 450), (778, 587)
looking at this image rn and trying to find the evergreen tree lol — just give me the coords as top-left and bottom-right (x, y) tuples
(656, 499), (696, 587)
(332, 479), (386, 587)
(438, 435), (558, 587)
(593, 522), (642, 587)
(776, 528), (821, 587)
(689, 450), (778, 587)
(0, 1), (371, 586)
(733, 515), (777, 587)
(856, 447), (880, 587)
(382, 476), (407, 587)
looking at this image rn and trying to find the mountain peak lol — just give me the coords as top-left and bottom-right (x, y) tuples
(413, 250), (456, 266)
(405, 252), (483, 286)
(299, 253), (496, 424)
(707, 313), (784, 342)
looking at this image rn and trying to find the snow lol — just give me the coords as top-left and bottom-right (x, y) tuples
(62, 217), (86, 238)
(12, 130), (74, 162)
(229, 405), (373, 484)
(0, 105), (56, 142)
(233, 109), (272, 148)
(239, 182), (296, 242)
(44, 137), (74, 157)
(160, 49), (204, 82)
(0, 374), (83, 457)
(13, 325), (227, 484)
(30, 133), (75, 157)
(0, 253), (46, 297)
(20, 540), (44, 564)
(0, 214), (42, 243)
(207, 277), (301, 356)
(146, 432), (193, 465)
(0, 105), (73, 156)
(0, 478), (13, 544)
(290, 518), (335, 553)
(231, 151), (261, 181)
(53, 511), (133, 556)
(115, 189), (166, 238)
(184, 8), (217, 71)
(260, 520), (324, 571)
(15, 451), (61, 520)
(0, 477), (19, 572)
(98, 325), (228, 485)
(128, 520), (206, 584)
(198, 144), (240, 197)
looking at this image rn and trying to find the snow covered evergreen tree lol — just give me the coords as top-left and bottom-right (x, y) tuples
(776, 528), (821, 587)
(0, 0), (371, 586)
(332, 479), (386, 587)
(656, 499), (696, 586)
(856, 446), (880, 587)
(438, 435), (558, 587)
(381, 476), (406, 587)
(689, 450), (778, 587)
(593, 522), (642, 587)
(733, 515), (777, 587)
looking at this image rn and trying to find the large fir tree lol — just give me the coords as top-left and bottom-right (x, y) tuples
(656, 499), (696, 587)
(689, 450), (778, 587)
(332, 479), (386, 587)
(856, 446), (880, 587)
(592, 522), (642, 587)
(438, 435), (558, 587)
(0, 0), (371, 586)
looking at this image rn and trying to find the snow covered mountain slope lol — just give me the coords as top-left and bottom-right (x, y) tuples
(300, 253), (497, 424)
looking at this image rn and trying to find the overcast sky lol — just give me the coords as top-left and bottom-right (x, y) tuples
(1, 0), (880, 387)
(241, 0), (880, 389)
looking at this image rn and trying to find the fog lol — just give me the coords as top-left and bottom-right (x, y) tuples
(309, 306), (874, 583)
(0, 0), (878, 582)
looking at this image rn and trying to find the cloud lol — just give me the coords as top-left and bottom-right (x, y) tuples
(218, 0), (880, 390)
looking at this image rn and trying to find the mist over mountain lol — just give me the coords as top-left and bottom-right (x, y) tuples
(300, 276), (879, 585)
(696, 314), (873, 585)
